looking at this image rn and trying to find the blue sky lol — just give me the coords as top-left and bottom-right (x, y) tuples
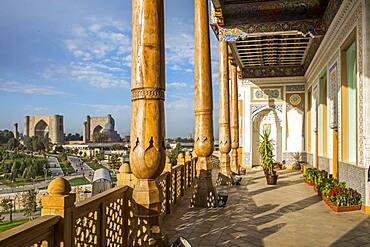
(0, 0), (219, 138)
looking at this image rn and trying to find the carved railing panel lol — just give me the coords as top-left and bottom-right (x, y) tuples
(157, 172), (172, 217)
(0, 215), (60, 246)
(74, 210), (98, 246)
(171, 170), (177, 204)
(106, 197), (125, 246)
(73, 186), (130, 247)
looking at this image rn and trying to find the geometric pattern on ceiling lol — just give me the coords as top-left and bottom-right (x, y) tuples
(235, 33), (311, 67)
(211, 0), (344, 78)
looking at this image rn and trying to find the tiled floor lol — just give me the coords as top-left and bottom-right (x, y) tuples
(162, 168), (370, 247)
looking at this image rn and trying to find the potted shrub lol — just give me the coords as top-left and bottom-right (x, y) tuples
(258, 130), (278, 185)
(304, 168), (318, 186)
(322, 181), (362, 212)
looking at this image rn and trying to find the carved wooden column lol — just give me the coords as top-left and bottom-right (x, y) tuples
(191, 0), (217, 208)
(217, 41), (232, 186)
(230, 61), (240, 174)
(130, 0), (167, 245)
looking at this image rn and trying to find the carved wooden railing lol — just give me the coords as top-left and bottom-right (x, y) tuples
(73, 186), (134, 247)
(0, 154), (197, 247)
(0, 215), (60, 246)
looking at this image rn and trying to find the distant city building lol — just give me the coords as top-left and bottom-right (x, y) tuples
(24, 115), (64, 144)
(92, 168), (112, 196)
(83, 114), (121, 143)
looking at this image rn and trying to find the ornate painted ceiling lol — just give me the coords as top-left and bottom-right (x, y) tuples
(211, 0), (343, 78)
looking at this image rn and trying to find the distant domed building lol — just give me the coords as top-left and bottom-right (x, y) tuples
(83, 114), (121, 143)
(92, 168), (112, 196)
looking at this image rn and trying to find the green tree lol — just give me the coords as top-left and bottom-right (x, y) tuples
(7, 138), (20, 150)
(10, 161), (18, 182)
(96, 150), (105, 161)
(167, 143), (181, 165)
(65, 133), (83, 142)
(22, 189), (37, 220)
(0, 130), (14, 144)
(24, 136), (50, 152)
(0, 198), (14, 222)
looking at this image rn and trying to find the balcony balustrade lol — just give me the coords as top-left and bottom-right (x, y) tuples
(0, 154), (197, 247)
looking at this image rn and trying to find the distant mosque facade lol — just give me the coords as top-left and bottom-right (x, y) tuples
(23, 115), (64, 144)
(83, 114), (121, 143)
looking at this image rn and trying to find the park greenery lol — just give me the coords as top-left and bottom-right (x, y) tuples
(0, 130), (14, 145)
(167, 143), (181, 165)
(68, 176), (90, 186)
(0, 199), (14, 222)
(58, 152), (75, 175)
(21, 189), (37, 220)
(0, 219), (28, 232)
(65, 133), (83, 142)
(23, 136), (51, 152)
(0, 150), (48, 182)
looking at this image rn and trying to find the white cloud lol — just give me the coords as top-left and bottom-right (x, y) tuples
(67, 63), (129, 88)
(62, 18), (132, 88)
(165, 19), (194, 72)
(66, 19), (131, 61)
(167, 81), (188, 89)
(0, 81), (68, 96)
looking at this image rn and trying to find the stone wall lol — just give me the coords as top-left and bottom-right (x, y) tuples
(338, 162), (368, 202)
(243, 152), (251, 167)
(306, 153), (314, 167)
(282, 152), (307, 167)
(318, 156), (330, 174)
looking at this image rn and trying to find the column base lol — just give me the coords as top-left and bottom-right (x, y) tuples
(130, 179), (168, 246)
(216, 172), (234, 186)
(231, 149), (240, 174)
(190, 169), (217, 208)
(362, 205), (370, 214)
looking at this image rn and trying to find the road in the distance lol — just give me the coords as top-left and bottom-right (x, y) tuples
(47, 156), (64, 177)
(67, 156), (94, 181)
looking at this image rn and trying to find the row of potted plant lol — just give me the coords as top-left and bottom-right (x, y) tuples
(304, 168), (362, 212)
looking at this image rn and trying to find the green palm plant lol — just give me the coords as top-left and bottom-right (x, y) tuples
(258, 129), (275, 175)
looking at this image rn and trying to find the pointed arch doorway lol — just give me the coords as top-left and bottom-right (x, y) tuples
(251, 108), (283, 167)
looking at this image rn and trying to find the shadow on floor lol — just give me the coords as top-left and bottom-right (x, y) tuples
(330, 218), (370, 246)
(162, 169), (324, 247)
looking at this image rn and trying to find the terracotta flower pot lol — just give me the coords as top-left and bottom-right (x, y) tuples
(265, 174), (278, 185)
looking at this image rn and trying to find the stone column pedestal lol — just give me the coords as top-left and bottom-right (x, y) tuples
(191, 0), (217, 208)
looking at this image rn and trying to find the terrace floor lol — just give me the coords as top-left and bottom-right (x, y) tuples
(162, 168), (370, 247)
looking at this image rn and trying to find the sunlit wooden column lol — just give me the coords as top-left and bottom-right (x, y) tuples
(130, 0), (167, 245)
(230, 61), (240, 174)
(191, 0), (217, 208)
(218, 41), (232, 181)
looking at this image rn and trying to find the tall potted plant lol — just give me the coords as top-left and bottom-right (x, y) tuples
(258, 129), (278, 185)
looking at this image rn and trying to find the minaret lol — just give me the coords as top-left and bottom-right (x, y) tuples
(13, 123), (19, 140)
(24, 116), (30, 137)
(86, 115), (91, 143)
(83, 121), (87, 143)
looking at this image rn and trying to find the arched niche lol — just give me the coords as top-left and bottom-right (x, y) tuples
(34, 119), (49, 138)
(251, 108), (283, 167)
(93, 125), (103, 135)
